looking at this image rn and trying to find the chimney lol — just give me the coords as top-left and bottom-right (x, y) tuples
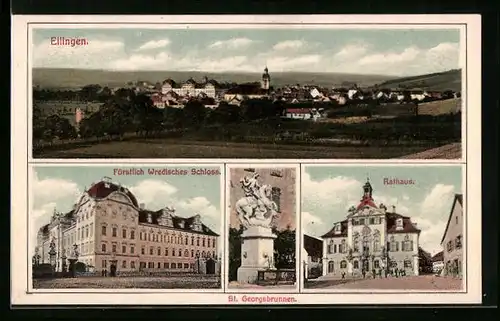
(140, 203), (145, 209)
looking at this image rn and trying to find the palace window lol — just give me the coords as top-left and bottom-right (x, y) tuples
(101, 244), (106, 252)
(130, 231), (135, 240)
(122, 229), (127, 238)
(328, 261), (334, 273)
(178, 249), (182, 256)
(171, 263), (176, 269)
(122, 245), (126, 254)
(185, 236), (188, 245)
(102, 260), (107, 268)
(90, 223), (93, 237)
(140, 262), (146, 269)
(157, 248), (161, 256)
(122, 260), (127, 268)
(157, 262), (161, 269)
(165, 248), (169, 256)
(191, 236), (194, 245)
(203, 238), (206, 247)
(172, 249), (176, 257)
(197, 237), (200, 246)
(353, 260), (359, 269)
(140, 232), (143, 241)
(112, 244), (116, 253)
(184, 250), (189, 257)
(130, 246), (134, 254)
(164, 262), (168, 269)
(184, 263), (189, 269)
(149, 247), (153, 255)
(340, 260), (347, 269)
(148, 262), (153, 269)
(177, 263), (182, 269)
(131, 261), (135, 269)
(191, 250), (194, 257)
(86, 226), (89, 238)
(271, 187), (282, 212)
(374, 260), (380, 269)
(202, 251), (206, 258)
(112, 227), (117, 237)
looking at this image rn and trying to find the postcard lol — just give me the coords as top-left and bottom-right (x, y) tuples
(11, 14), (481, 306)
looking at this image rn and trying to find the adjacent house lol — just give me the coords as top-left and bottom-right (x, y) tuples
(440, 194), (464, 278)
(303, 235), (323, 279)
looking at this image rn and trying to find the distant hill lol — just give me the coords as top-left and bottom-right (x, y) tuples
(373, 69), (462, 92)
(32, 68), (393, 90)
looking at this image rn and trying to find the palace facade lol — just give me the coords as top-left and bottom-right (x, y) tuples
(321, 180), (421, 277)
(35, 177), (219, 274)
(161, 77), (218, 98)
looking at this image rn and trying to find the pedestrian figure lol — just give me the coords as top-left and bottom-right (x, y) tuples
(372, 269), (376, 279)
(104, 269), (108, 277)
(362, 270), (366, 279)
(341, 272), (345, 279)
(101, 269), (104, 277)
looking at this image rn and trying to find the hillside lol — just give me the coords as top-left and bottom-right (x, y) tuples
(374, 69), (462, 92)
(32, 68), (393, 89)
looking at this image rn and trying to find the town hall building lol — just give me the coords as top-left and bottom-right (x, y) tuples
(35, 177), (219, 275)
(321, 180), (421, 277)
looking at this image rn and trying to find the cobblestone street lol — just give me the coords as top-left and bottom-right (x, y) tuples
(33, 275), (221, 289)
(305, 275), (463, 291)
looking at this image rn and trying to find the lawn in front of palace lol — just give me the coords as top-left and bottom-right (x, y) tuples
(305, 275), (463, 291)
(33, 275), (221, 289)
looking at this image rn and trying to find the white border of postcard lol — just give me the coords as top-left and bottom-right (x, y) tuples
(11, 14), (481, 305)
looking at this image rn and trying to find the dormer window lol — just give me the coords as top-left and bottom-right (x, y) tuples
(147, 213), (153, 224)
(334, 224), (341, 234)
(396, 218), (403, 230)
(104, 183), (110, 189)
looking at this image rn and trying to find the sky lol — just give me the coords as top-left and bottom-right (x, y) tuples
(33, 28), (461, 76)
(30, 165), (222, 254)
(302, 165), (463, 256)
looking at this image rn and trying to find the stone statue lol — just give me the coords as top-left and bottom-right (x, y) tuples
(235, 172), (278, 229)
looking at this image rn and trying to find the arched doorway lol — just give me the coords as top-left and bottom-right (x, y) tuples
(206, 258), (216, 274)
(328, 261), (335, 273)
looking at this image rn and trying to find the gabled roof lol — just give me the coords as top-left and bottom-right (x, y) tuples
(432, 251), (444, 262)
(440, 194), (464, 244)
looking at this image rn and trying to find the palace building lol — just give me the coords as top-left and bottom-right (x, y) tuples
(321, 180), (421, 277)
(35, 177), (219, 274)
(161, 77), (219, 98)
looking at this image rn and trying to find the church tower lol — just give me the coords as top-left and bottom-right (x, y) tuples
(261, 66), (270, 90)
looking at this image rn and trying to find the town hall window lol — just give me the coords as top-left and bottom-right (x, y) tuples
(390, 236), (399, 252)
(271, 187), (282, 212)
(403, 235), (413, 251)
(328, 261), (334, 273)
(374, 260), (380, 269)
(327, 240), (334, 254)
(340, 260), (347, 269)
(404, 260), (412, 268)
(340, 240), (347, 253)
(353, 260), (359, 269)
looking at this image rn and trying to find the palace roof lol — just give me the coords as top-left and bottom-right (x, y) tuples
(87, 180), (139, 208)
(139, 210), (219, 236)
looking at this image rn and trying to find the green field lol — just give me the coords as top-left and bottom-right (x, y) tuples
(374, 69), (462, 92)
(33, 139), (451, 159)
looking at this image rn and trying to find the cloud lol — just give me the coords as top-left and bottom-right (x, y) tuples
(31, 172), (82, 253)
(136, 39), (171, 51)
(273, 40), (306, 51)
(334, 43), (369, 60)
(108, 52), (172, 70)
(359, 47), (421, 65)
(208, 38), (254, 49)
(412, 217), (447, 255)
(33, 38), (126, 69)
(302, 172), (360, 208)
(128, 179), (220, 232)
(302, 211), (324, 236)
(420, 184), (456, 221)
(267, 54), (322, 72)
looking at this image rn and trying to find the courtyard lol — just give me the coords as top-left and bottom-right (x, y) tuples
(33, 275), (221, 289)
(305, 275), (463, 291)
